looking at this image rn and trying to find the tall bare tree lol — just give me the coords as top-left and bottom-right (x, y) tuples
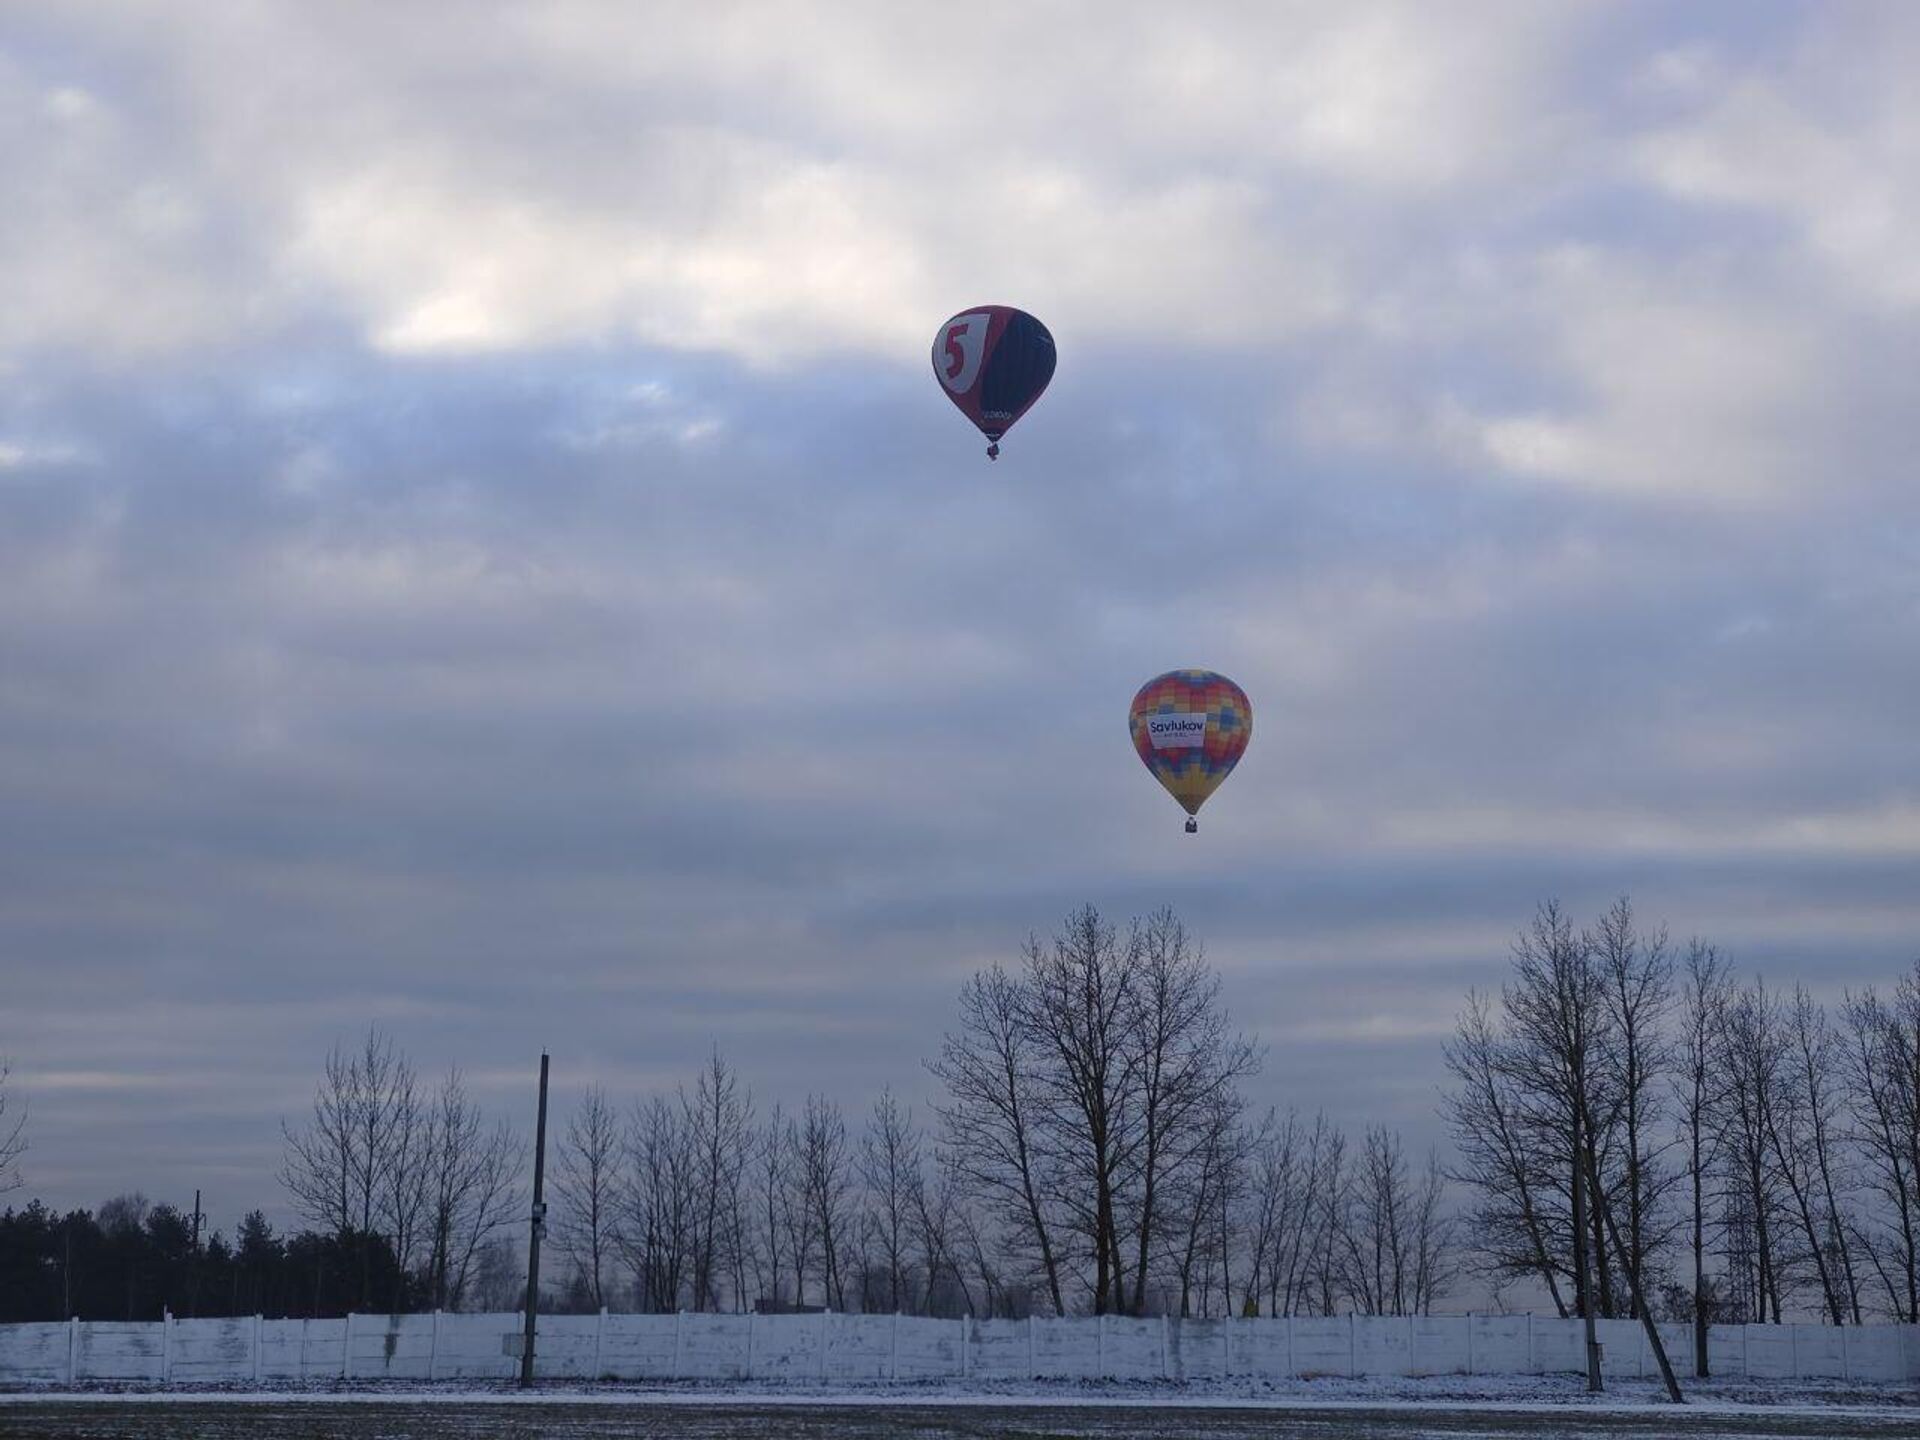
(684, 1051), (753, 1312)
(622, 1094), (696, 1312)
(1443, 991), (1569, 1314)
(1020, 905), (1139, 1314)
(280, 1026), (421, 1307)
(1716, 977), (1788, 1321)
(859, 1088), (922, 1312)
(1842, 966), (1920, 1321)
(1124, 908), (1258, 1315)
(1676, 939), (1729, 1371)
(799, 1093), (856, 1310)
(0, 1056), (24, 1196)
(420, 1068), (522, 1310)
(1593, 897), (1675, 1317)
(553, 1084), (621, 1311)
(929, 962), (1067, 1315)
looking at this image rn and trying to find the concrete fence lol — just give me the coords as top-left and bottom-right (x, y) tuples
(1, 1311), (1915, 1387)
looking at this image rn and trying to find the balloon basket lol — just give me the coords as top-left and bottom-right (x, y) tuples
(986, 442), (1000, 460)
(1184, 818), (1198, 834)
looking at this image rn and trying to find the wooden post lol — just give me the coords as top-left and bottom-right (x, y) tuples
(161, 1310), (172, 1385)
(251, 1315), (262, 1383)
(428, 1310), (440, 1382)
(594, 1306), (606, 1381)
(67, 1316), (78, 1386)
(342, 1312), (354, 1380)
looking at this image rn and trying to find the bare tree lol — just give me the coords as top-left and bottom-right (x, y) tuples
(929, 962), (1067, 1315)
(420, 1069), (522, 1310)
(799, 1093), (856, 1310)
(1443, 991), (1570, 1314)
(1593, 897), (1676, 1317)
(1408, 1147), (1458, 1315)
(279, 1026), (420, 1307)
(1716, 978), (1788, 1321)
(684, 1051), (753, 1312)
(553, 1084), (621, 1311)
(1021, 905), (1140, 1314)
(622, 1094), (696, 1312)
(750, 1103), (793, 1310)
(1842, 966), (1920, 1321)
(1769, 987), (1859, 1323)
(1675, 939), (1729, 1370)
(912, 1146), (973, 1316)
(1124, 907), (1259, 1316)
(0, 1056), (24, 1195)
(859, 1088), (922, 1312)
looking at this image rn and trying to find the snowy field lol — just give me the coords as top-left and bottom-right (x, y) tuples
(2, 1379), (1916, 1439)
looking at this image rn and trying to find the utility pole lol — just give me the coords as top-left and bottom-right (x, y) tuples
(519, 1051), (550, 1389)
(188, 1190), (203, 1318)
(1573, 1109), (1602, 1392)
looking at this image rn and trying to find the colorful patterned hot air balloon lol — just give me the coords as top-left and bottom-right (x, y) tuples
(1129, 670), (1253, 832)
(931, 306), (1055, 459)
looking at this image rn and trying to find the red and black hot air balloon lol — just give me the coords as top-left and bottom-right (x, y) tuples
(931, 306), (1056, 459)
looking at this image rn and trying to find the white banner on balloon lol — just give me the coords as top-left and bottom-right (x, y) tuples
(1145, 714), (1208, 749)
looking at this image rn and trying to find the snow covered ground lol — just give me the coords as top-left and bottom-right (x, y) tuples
(2, 1373), (1916, 1430)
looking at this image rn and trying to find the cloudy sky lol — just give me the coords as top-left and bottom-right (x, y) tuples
(3, 1), (1917, 1233)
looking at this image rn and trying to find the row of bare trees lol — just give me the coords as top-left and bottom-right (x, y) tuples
(280, 1027), (522, 1311)
(538, 907), (1454, 1320)
(1443, 896), (1920, 1367)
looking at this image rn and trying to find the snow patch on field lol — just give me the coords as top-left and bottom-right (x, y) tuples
(2, 1373), (1916, 1417)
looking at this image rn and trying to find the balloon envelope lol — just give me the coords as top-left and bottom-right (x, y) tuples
(931, 305), (1055, 455)
(1128, 670), (1252, 824)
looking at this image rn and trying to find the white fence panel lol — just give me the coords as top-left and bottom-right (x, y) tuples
(1291, 1316), (1351, 1377)
(1594, 1318), (1641, 1378)
(523, 1314), (600, 1380)
(339, 1312), (435, 1380)
(430, 1312), (516, 1380)
(1091, 1316), (1157, 1380)
(1792, 1324), (1844, 1379)
(1530, 1316), (1584, 1375)
(827, 1314), (893, 1381)
(1234, 1317), (1292, 1377)
(968, 1317), (1029, 1378)
(1745, 1323), (1795, 1380)
(169, 1317), (254, 1383)
(894, 1317), (960, 1380)
(677, 1312), (749, 1380)
(0, 1323), (70, 1384)
(1707, 1322), (1746, 1376)
(1471, 1314), (1530, 1374)
(1353, 1316), (1412, 1376)
(599, 1313), (676, 1379)
(74, 1322), (162, 1383)
(1410, 1313), (1471, 1374)
(1031, 1316), (1097, 1379)
(1847, 1325), (1905, 1382)
(1170, 1316), (1227, 1379)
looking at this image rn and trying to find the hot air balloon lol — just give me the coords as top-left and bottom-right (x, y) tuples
(931, 306), (1055, 459)
(1129, 670), (1252, 833)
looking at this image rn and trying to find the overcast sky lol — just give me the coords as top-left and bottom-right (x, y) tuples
(3, 2), (1917, 1236)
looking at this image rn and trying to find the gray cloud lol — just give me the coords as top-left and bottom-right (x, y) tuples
(1, 2), (1917, 1233)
